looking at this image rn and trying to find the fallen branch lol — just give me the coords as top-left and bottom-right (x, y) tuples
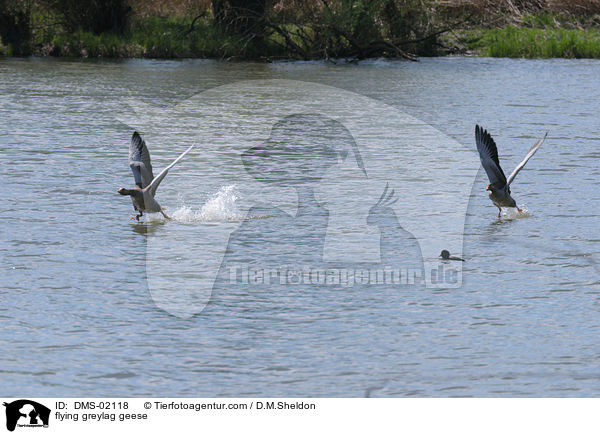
(265, 22), (308, 59)
(183, 12), (207, 37)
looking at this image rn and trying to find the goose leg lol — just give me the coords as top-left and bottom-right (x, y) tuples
(496, 206), (502, 219)
(136, 211), (143, 221)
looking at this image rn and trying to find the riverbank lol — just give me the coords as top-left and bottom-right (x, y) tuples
(2, 2), (600, 60)
(4, 18), (600, 60)
(447, 10), (600, 58)
(461, 26), (600, 58)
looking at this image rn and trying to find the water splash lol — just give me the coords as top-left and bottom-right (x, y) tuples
(502, 206), (530, 220)
(199, 185), (242, 221)
(166, 185), (243, 222)
(169, 205), (197, 222)
(144, 213), (167, 223)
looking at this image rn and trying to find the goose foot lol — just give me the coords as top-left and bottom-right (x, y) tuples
(160, 210), (171, 220)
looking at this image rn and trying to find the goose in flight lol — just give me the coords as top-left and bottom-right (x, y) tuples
(475, 125), (547, 218)
(118, 132), (194, 220)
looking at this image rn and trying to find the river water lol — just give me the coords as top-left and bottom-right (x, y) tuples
(0, 57), (599, 397)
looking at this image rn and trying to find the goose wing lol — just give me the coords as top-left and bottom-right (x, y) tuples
(506, 132), (547, 185)
(129, 132), (154, 188)
(147, 144), (195, 197)
(475, 125), (507, 189)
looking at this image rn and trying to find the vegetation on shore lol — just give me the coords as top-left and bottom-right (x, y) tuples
(2, 0), (600, 60)
(451, 8), (600, 58)
(470, 26), (600, 58)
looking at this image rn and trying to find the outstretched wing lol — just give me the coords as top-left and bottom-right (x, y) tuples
(475, 125), (507, 189)
(506, 132), (547, 185)
(129, 132), (154, 188)
(147, 144), (195, 196)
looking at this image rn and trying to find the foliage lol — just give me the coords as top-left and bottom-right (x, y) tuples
(33, 15), (249, 58)
(212, 0), (266, 33)
(4, 0), (600, 59)
(43, 0), (131, 34)
(0, 0), (31, 54)
(263, 0), (439, 59)
(480, 26), (600, 58)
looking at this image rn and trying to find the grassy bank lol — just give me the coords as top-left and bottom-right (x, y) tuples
(452, 10), (600, 59)
(34, 17), (238, 58)
(3, 1), (600, 60)
(42, 19), (600, 60)
(2, 0), (440, 60)
(474, 26), (600, 58)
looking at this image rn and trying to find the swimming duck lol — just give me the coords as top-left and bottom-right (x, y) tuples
(439, 250), (464, 261)
(475, 125), (547, 218)
(118, 132), (194, 220)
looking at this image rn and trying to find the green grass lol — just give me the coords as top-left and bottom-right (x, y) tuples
(24, 10), (600, 60)
(479, 26), (600, 58)
(32, 16), (256, 58)
(460, 12), (600, 59)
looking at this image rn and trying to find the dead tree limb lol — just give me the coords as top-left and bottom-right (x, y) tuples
(183, 12), (207, 37)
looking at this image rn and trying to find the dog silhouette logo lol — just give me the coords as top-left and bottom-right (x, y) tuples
(3, 400), (50, 432)
(119, 79), (477, 318)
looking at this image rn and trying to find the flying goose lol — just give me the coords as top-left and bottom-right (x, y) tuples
(118, 132), (194, 220)
(475, 125), (547, 218)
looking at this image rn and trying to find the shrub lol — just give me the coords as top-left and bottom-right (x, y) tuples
(0, 0), (31, 54)
(44, 0), (131, 34)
